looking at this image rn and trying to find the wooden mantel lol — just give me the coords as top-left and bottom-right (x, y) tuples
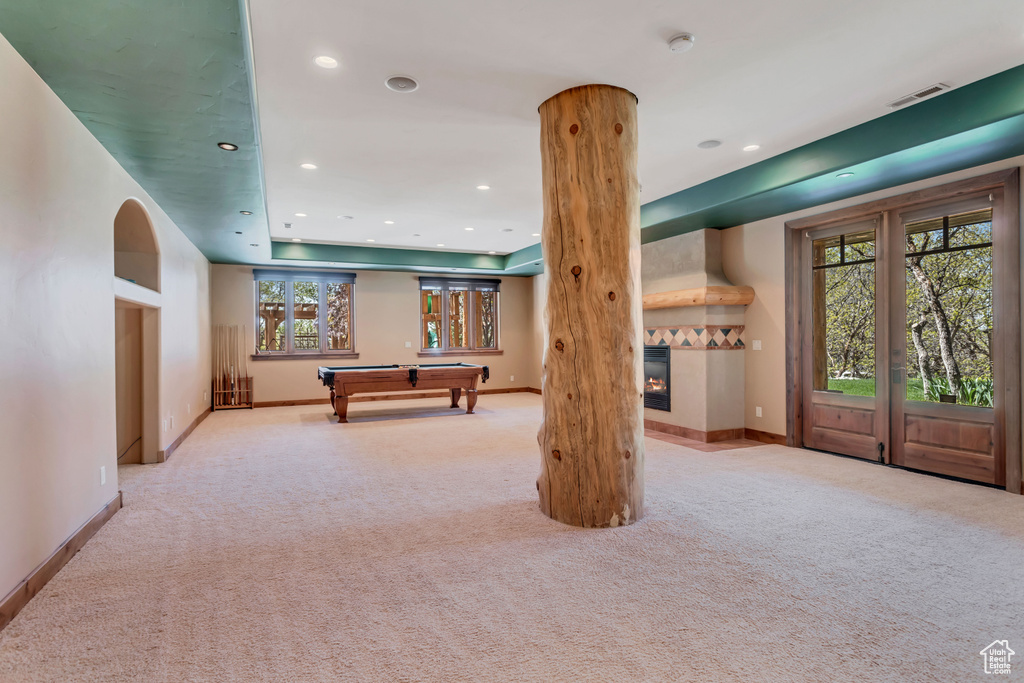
(643, 286), (754, 310)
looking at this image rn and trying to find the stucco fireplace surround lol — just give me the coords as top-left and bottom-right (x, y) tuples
(641, 229), (752, 442)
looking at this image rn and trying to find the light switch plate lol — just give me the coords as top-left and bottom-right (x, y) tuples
(755, 406), (763, 418)
(753, 339), (762, 350)
(405, 341), (412, 348)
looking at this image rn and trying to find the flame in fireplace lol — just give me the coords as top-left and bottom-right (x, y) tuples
(645, 377), (667, 393)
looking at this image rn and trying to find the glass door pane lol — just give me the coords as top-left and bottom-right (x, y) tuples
(811, 229), (876, 396)
(903, 208), (993, 406)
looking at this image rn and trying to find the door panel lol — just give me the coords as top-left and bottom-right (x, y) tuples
(802, 218), (886, 461)
(890, 194), (1003, 485)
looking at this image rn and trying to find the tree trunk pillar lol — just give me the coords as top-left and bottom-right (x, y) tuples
(536, 84), (644, 528)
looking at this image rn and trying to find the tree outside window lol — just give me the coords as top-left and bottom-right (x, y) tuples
(419, 278), (499, 352)
(254, 270), (355, 355)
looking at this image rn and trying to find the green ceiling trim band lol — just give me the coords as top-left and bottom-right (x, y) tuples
(504, 243), (543, 272)
(272, 242), (507, 272)
(640, 62), (1024, 241)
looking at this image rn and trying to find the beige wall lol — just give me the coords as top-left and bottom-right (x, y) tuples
(0, 35), (210, 600)
(529, 272), (547, 390)
(722, 155), (1024, 441)
(211, 266), (538, 402)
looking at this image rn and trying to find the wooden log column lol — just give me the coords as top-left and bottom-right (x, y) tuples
(536, 84), (644, 528)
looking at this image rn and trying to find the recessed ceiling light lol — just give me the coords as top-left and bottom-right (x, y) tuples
(465, 227), (474, 231)
(367, 239), (375, 242)
(384, 220), (394, 225)
(295, 213), (307, 217)
(697, 139), (722, 149)
(837, 172), (855, 178)
(314, 56), (339, 69)
(292, 238), (302, 242)
(437, 243), (445, 247)
(239, 210), (253, 215)
(300, 163), (317, 170)
(488, 251), (496, 255)
(250, 243), (259, 247)
(743, 144), (761, 152)
(532, 233), (540, 237)
(217, 142), (238, 151)
(668, 33), (696, 54)
(385, 75), (419, 92)
(413, 233), (421, 237)
(502, 228), (513, 232)
(476, 185), (491, 190)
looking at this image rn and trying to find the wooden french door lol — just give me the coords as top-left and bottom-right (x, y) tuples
(801, 217), (888, 461)
(793, 170), (1020, 490)
(889, 192), (1009, 485)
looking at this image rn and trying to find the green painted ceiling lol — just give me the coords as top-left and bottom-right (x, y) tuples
(0, 0), (265, 263)
(1, 3), (1023, 276)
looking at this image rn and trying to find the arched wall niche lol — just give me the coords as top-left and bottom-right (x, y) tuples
(114, 198), (160, 292)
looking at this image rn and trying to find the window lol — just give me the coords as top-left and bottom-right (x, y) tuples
(254, 269), (355, 355)
(419, 277), (500, 353)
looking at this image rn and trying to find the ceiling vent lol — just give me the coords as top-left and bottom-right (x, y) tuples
(284, 222), (292, 229)
(887, 83), (951, 110)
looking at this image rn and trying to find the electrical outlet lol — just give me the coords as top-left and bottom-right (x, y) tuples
(405, 341), (412, 348)
(187, 402), (191, 415)
(204, 391), (208, 401)
(163, 419), (168, 432)
(756, 406), (763, 418)
(753, 339), (762, 351)
(100, 466), (106, 486)
(169, 415), (174, 430)
(510, 375), (515, 382)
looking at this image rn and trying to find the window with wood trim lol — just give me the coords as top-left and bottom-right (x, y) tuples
(254, 269), (356, 355)
(419, 277), (499, 353)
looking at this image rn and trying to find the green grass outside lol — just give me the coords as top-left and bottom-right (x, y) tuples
(826, 377), (926, 402)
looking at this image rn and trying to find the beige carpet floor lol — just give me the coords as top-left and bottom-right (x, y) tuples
(1, 394), (1022, 682)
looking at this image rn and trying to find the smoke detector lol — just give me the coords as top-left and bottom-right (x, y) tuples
(887, 83), (950, 109)
(668, 33), (696, 53)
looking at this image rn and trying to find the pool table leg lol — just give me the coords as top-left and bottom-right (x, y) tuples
(330, 387), (337, 415)
(335, 395), (349, 423)
(449, 388), (461, 408)
(466, 389), (478, 414)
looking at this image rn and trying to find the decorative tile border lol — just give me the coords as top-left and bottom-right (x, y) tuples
(644, 325), (745, 350)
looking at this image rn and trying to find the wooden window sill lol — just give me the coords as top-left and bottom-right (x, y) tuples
(417, 349), (503, 357)
(251, 352), (360, 361)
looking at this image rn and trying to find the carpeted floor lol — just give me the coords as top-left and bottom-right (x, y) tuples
(1, 394), (1022, 681)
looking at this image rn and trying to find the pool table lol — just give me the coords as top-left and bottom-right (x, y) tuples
(317, 363), (489, 423)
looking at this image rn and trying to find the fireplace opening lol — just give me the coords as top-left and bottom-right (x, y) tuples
(644, 346), (670, 411)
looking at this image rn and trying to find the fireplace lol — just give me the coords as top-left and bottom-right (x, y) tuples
(644, 346), (670, 411)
